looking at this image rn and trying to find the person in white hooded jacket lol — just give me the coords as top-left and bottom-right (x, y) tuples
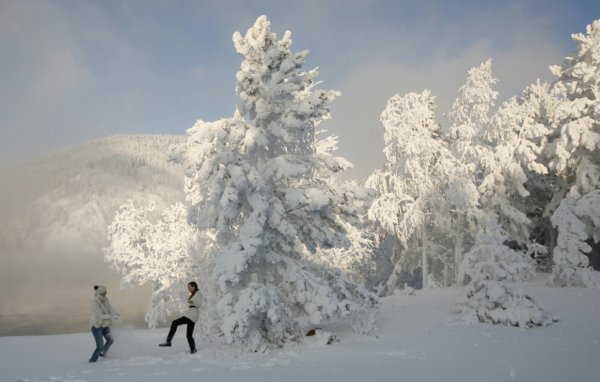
(89, 285), (119, 363)
(159, 281), (201, 354)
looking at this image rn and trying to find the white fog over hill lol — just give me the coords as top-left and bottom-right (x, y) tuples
(0, 134), (186, 335)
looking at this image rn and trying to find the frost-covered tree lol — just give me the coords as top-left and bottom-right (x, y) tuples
(105, 202), (219, 332)
(446, 60), (544, 273)
(546, 20), (600, 286)
(550, 198), (598, 287)
(447, 59), (498, 173)
(174, 16), (377, 350)
(455, 217), (552, 327)
(367, 90), (456, 291)
(548, 20), (600, 193)
(487, 82), (558, 266)
(444, 60), (500, 281)
(486, 82), (552, 176)
(444, 60), (553, 325)
(437, 60), (497, 286)
(436, 175), (479, 285)
(482, 81), (554, 246)
(309, 180), (377, 284)
(307, 135), (377, 284)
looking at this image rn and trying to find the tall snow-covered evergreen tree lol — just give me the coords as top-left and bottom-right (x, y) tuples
(447, 59), (498, 172)
(174, 16), (377, 350)
(483, 81), (553, 246)
(444, 60), (499, 282)
(309, 178), (377, 285)
(446, 61), (551, 325)
(546, 19), (600, 287)
(487, 82), (558, 268)
(437, 60), (495, 286)
(447, 60), (540, 271)
(436, 175), (479, 285)
(366, 90), (456, 291)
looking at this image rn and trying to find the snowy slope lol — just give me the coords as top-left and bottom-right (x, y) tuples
(0, 134), (186, 335)
(1, 278), (598, 382)
(0, 134), (185, 249)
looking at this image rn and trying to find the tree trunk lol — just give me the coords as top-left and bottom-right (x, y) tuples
(422, 224), (428, 289)
(454, 231), (462, 285)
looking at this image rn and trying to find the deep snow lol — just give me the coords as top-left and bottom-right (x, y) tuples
(1, 277), (598, 382)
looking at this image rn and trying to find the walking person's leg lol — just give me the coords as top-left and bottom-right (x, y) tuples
(101, 327), (114, 356)
(89, 327), (104, 362)
(159, 317), (187, 346)
(186, 319), (196, 354)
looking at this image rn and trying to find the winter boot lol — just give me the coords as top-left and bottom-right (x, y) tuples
(159, 339), (172, 347)
(189, 337), (196, 354)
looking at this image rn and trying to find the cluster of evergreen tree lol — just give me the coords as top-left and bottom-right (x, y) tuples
(105, 17), (599, 349)
(367, 21), (600, 325)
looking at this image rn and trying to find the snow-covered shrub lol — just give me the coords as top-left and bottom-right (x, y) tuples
(549, 198), (597, 287)
(456, 218), (552, 327)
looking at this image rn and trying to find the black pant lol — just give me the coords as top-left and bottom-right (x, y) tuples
(167, 316), (196, 351)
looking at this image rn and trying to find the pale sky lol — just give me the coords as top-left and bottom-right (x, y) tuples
(1, 0), (599, 179)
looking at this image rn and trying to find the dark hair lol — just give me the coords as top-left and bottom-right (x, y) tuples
(188, 281), (199, 298)
(93, 285), (99, 291)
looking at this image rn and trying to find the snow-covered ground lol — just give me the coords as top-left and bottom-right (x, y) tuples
(2, 277), (598, 382)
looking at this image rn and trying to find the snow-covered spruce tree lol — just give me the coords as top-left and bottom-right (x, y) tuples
(486, 82), (552, 177)
(436, 175), (480, 285)
(366, 90), (456, 291)
(446, 61), (553, 325)
(105, 201), (220, 333)
(487, 82), (558, 269)
(447, 60), (543, 277)
(309, 179), (377, 285)
(482, 81), (554, 247)
(304, 133), (377, 284)
(455, 217), (552, 327)
(546, 20), (600, 287)
(175, 16), (377, 351)
(444, 60), (499, 281)
(447, 59), (498, 173)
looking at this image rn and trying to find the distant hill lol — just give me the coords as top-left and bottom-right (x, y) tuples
(0, 134), (187, 335)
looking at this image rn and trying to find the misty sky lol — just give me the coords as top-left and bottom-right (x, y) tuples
(1, 0), (600, 179)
